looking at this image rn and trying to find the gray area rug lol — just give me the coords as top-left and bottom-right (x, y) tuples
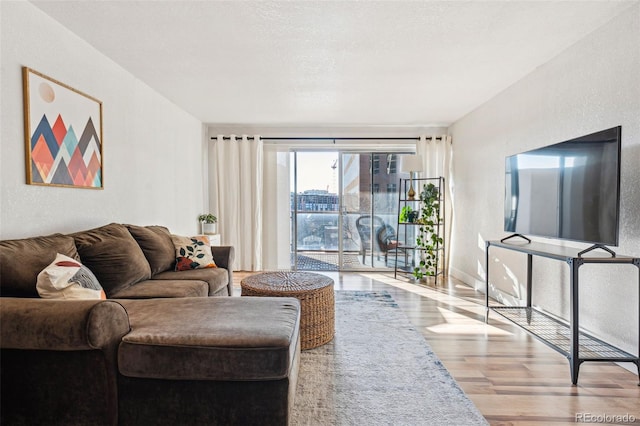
(291, 291), (488, 426)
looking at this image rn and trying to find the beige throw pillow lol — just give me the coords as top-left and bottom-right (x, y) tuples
(171, 235), (217, 271)
(37, 253), (106, 299)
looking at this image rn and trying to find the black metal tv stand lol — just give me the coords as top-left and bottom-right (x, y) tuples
(485, 239), (640, 385)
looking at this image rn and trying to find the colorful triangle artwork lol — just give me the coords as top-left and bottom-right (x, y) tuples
(29, 113), (102, 188)
(62, 126), (79, 157)
(50, 158), (74, 186)
(31, 134), (55, 181)
(52, 115), (67, 147)
(31, 115), (59, 158)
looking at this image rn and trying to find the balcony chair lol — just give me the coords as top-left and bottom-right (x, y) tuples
(356, 216), (384, 264)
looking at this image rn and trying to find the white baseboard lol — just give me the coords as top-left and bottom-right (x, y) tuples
(449, 267), (485, 292)
(450, 266), (521, 306)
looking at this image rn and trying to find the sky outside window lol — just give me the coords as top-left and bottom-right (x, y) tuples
(291, 152), (339, 193)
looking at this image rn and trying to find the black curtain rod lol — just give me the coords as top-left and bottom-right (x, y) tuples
(210, 136), (444, 141)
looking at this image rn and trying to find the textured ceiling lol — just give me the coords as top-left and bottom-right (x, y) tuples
(31, 0), (637, 126)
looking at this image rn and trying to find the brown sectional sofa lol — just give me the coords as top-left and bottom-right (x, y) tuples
(0, 223), (301, 425)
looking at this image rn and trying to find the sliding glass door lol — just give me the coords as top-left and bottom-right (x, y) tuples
(291, 150), (412, 271)
(291, 151), (341, 270)
(341, 152), (404, 269)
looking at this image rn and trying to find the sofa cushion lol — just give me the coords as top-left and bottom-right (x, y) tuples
(72, 223), (151, 297)
(126, 225), (175, 275)
(171, 235), (217, 271)
(110, 279), (208, 299)
(153, 268), (229, 296)
(118, 297), (300, 381)
(0, 234), (80, 297)
(36, 253), (106, 300)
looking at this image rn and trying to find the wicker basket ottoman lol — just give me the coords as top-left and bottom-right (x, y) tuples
(241, 271), (335, 350)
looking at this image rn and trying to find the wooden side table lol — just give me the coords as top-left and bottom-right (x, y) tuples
(240, 271), (335, 350)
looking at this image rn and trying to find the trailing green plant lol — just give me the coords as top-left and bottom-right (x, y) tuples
(413, 183), (443, 280)
(198, 214), (218, 224)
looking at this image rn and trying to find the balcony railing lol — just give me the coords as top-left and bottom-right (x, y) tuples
(293, 211), (399, 252)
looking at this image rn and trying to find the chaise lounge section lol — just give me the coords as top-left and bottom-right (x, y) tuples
(117, 297), (300, 425)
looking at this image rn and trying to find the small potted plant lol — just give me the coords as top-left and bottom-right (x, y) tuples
(400, 205), (419, 223)
(198, 213), (218, 235)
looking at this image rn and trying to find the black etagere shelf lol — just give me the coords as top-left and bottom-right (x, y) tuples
(393, 177), (445, 282)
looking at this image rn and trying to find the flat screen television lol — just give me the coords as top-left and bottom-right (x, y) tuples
(504, 126), (621, 246)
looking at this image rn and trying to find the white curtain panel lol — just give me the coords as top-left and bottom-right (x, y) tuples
(212, 135), (263, 271)
(416, 135), (453, 274)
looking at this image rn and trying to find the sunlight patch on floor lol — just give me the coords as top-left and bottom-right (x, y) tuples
(358, 272), (446, 295)
(426, 307), (512, 336)
(358, 272), (512, 326)
(359, 272), (477, 304)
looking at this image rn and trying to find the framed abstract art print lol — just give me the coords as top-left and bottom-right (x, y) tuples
(22, 67), (103, 189)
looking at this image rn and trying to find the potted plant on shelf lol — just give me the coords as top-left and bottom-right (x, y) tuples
(413, 183), (443, 281)
(400, 205), (419, 223)
(408, 209), (419, 223)
(198, 213), (218, 235)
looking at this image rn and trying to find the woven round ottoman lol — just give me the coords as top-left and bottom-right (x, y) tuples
(241, 271), (335, 350)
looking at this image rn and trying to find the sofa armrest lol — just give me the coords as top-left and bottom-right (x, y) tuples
(210, 245), (235, 295)
(0, 298), (130, 351)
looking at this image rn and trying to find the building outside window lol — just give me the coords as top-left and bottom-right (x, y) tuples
(386, 154), (397, 174)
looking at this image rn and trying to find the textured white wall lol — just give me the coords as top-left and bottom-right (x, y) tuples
(450, 6), (640, 354)
(0, 1), (206, 239)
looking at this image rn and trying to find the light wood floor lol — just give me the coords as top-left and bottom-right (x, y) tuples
(234, 271), (640, 426)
